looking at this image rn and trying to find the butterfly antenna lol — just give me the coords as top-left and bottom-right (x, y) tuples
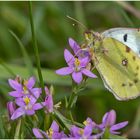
(67, 15), (87, 30)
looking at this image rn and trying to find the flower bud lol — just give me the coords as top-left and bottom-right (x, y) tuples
(7, 101), (16, 119)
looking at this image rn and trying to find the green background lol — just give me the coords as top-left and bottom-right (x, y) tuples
(0, 1), (140, 138)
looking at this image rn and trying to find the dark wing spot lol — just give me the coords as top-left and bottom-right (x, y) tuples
(125, 46), (130, 53)
(122, 83), (126, 87)
(134, 79), (138, 83)
(136, 66), (139, 70)
(133, 56), (136, 61)
(123, 34), (127, 42)
(122, 58), (128, 66)
(129, 83), (133, 86)
(134, 73), (138, 76)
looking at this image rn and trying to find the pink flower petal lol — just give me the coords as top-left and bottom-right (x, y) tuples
(45, 95), (53, 113)
(70, 125), (81, 137)
(105, 110), (116, 126)
(51, 121), (59, 132)
(27, 77), (35, 89)
(64, 49), (74, 66)
(69, 38), (80, 54)
(26, 110), (35, 115)
(33, 128), (44, 138)
(11, 107), (25, 120)
(33, 103), (44, 110)
(102, 112), (108, 124)
(82, 69), (97, 78)
(30, 88), (41, 99)
(15, 98), (25, 107)
(80, 57), (89, 67)
(84, 124), (93, 137)
(111, 121), (128, 131)
(9, 91), (22, 97)
(29, 95), (37, 104)
(110, 130), (120, 135)
(7, 101), (16, 118)
(45, 87), (50, 96)
(56, 67), (73, 75)
(72, 72), (83, 84)
(8, 79), (22, 90)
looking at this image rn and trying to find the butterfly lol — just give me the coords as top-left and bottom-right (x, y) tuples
(83, 28), (140, 100)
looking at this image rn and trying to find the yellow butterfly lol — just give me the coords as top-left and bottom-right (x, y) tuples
(83, 28), (140, 100)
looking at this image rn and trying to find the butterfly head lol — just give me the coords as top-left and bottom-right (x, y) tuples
(80, 30), (103, 61)
(84, 30), (102, 48)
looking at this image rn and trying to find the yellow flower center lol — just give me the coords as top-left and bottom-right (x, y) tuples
(74, 58), (81, 72)
(23, 86), (29, 94)
(23, 80), (29, 94)
(24, 80), (28, 86)
(23, 96), (30, 105)
(46, 128), (53, 138)
(78, 129), (84, 135)
(83, 120), (88, 126)
(74, 58), (80, 67)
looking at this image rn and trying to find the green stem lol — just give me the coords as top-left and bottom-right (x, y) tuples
(14, 118), (22, 139)
(29, 1), (45, 95)
(69, 111), (74, 123)
(67, 81), (78, 110)
(67, 91), (77, 109)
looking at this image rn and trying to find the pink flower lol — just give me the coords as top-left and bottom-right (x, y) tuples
(33, 121), (67, 139)
(7, 101), (16, 119)
(99, 110), (128, 135)
(8, 76), (41, 98)
(11, 95), (43, 120)
(56, 49), (97, 84)
(69, 38), (90, 60)
(41, 87), (54, 113)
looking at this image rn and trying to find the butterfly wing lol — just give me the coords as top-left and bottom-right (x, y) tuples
(101, 28), (140, 56)
(95, 37), (140, 100)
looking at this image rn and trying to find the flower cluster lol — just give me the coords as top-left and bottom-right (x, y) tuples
(6, 38), (129, 139)
(7, 76), (53, 120)
(32, 110), (128, 139)
(56, 38), (97, 84)
(33, 121), (67, 139)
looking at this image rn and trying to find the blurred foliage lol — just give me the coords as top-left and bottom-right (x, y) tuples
(0, 1), (140, 138)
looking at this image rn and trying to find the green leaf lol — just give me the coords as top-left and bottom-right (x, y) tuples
(9, 30), (34, 76)
(53, 109), (72, 131)
(110, 134), (127, 139)
(14, 118), (22, 139)
(0, 115), (5, 138)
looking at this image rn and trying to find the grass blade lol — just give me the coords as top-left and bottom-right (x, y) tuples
(9, 30), (34, 76)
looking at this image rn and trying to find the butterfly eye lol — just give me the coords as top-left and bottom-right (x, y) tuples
(84, 31), (93, 40)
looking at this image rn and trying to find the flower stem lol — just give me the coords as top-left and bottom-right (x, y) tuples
(67, 80), (79, 112)
(29, 1), (45, 95)
(67, 91), (78, 109)
(69, 111), (74, 123)
(14, 118), (22, 139)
